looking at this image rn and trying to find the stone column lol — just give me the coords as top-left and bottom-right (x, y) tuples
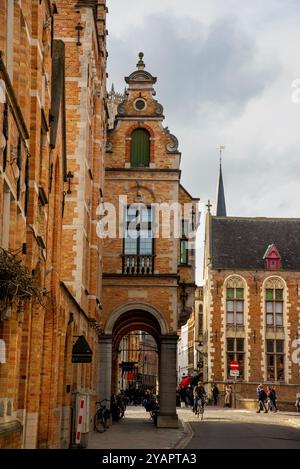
(157, 334), (178, 428)
(97, 335), (112, 409)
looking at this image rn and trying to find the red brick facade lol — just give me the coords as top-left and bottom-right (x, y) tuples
(203, 213), (300, 409)
(98, 56), (198, 427)
(0, 0), (107, 448)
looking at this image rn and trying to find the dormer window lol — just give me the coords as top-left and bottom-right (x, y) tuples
(263, 244), (281, 270)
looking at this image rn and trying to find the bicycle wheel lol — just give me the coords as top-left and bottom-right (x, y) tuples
(94, 411), (106, 433)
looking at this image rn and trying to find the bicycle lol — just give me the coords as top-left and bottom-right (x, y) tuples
(111, 394), (126, 421)
(94, 399), (111, 433)
(195, 397), (207, 420)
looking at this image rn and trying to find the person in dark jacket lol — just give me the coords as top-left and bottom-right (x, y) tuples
(212, 384), (220, 406)
(190, 371), (201, 388)
(176, 386), (181, 407)
(267, 386), (278, 412)
(256, 384), (268, 413)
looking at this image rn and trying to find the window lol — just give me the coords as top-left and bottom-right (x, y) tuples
(124, 205), (153, 256)
(227, 338), (244, 380)
(226, 287), (244, 326)
(199, 304), (203, 336)
(266, 340), (285, 381)
(2, 102), (8, 171)
(265, 288), (284, 327)
(2, 183), (10, 249)
(17, 134), (22, 200)
(6, 0), (14, 79)
(130, 129), (150, 167)
(180, 240), (188, 264)
(24, 157), (30, 216)
(180, 219), (189, 265)
(134, 99), (146, 111)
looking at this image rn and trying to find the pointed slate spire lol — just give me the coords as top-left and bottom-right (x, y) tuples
(216, 147), (227, 217)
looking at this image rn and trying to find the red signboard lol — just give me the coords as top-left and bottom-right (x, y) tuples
(230, 361), (239, 370)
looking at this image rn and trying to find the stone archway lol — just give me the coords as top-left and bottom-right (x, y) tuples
(104, 302), (169, 336)
(98, 305), (178, 428)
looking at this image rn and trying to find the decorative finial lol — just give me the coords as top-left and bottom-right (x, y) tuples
(206, 200), (212, 213)
(137, 52), (145, 70)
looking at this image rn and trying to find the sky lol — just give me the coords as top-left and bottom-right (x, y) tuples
(106, 0), (300, 283)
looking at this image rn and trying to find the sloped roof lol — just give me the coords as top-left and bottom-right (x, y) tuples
(211, 217), (300, 270)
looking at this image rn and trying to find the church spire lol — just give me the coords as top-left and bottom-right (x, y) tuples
(216, 146), (227, 217)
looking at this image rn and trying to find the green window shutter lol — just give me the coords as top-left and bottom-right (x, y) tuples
(130, 129), (150, 167)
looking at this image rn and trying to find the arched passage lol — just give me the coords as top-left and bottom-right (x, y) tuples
(98, 307), (178, 428)
(112, 310), (161, 396)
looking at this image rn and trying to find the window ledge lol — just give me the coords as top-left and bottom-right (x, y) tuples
(226, 325), (245, 330)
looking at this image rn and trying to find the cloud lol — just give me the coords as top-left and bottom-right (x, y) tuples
(108, 12), (279, 120)
(106, 1), (300, 283)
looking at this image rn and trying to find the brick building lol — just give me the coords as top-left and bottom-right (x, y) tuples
(118, 331), (158, 392)
(99, 53), (199, 427)
(177, 286), (204, 381)
(203, 166), (300, 408)
(0, 0), (107, 448)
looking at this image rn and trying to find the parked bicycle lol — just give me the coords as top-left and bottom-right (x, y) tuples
(111, 393), (127, 421)
(94, 399), (111, 433)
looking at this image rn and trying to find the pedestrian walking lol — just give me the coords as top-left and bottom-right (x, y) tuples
(212, 384), (220, 406)
(224, 385), (232, 408)
(176, 386), (181, 407)
(186, 385), (194, 408)
(268, 386), (278, 412)
(256, 384), (268, 413)
(295, 392), (300, 412)
(179, 386), (187, 408)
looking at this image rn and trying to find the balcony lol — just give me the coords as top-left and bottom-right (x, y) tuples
(122, 255), (155, 275)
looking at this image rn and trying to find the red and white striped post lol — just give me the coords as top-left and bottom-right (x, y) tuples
(75, 398), (85, 445)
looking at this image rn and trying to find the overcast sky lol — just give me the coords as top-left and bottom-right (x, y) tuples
(107, 0), (300, 283)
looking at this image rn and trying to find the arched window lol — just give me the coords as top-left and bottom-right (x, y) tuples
(130, 129), (150, 167)
(225, 276), (245, 326)
(224, 276), (246, 381)
(265, 278), (284, 328)
(264, 277), (285, 382)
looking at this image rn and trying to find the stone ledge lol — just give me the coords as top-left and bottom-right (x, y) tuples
(0, 420), (23, 436)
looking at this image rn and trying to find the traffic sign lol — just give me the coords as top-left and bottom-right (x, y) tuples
(230, 361), (239, 371)
(230, 370), (240, 377)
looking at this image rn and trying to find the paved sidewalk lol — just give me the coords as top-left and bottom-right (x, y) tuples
(88, 406), (185, 449)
